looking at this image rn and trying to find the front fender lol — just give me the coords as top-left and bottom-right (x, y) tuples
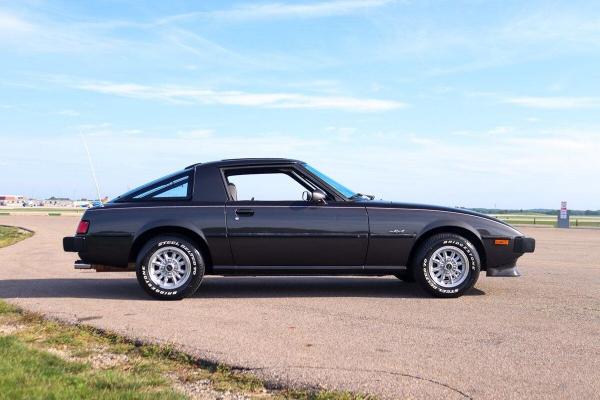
(416, 219), (482, 242)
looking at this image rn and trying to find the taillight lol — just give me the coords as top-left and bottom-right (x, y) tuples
(76, 220), (90, 234)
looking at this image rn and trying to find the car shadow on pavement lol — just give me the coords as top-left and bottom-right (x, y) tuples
(195, 276), (485, 298)
(0, 276), (485, 300)
(0, 277), (147, 300)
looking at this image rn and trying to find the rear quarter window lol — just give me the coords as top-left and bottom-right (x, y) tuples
(115, 170), (193, 202)
(133, 174), (190, 199)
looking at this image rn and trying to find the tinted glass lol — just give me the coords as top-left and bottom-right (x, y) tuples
(114, 170), (188, 201)
(133, 174), (190, 199)
(302, 164), (355, 198)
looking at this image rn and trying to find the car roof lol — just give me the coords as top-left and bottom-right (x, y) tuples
(186, 158), (302, 169)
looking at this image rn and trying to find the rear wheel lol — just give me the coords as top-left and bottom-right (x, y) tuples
(412, 233), (480, 298)
(136, 235), (205, 300)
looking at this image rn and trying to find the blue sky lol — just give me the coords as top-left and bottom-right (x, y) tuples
(1, 0), (599, 209)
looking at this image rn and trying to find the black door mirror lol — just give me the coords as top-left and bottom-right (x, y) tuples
(302, 190), (326, 203)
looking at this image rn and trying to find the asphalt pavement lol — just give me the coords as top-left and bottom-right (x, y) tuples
(0, 215), (598, 399)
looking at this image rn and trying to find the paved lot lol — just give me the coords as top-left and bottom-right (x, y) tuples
(0, 215), (598, 399)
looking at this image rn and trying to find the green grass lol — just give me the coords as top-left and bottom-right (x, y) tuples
(0, 226), (33, 248)
(490, 214), (600, 228)
(0, 302), (184, 400)
(0, 336), (184, 400)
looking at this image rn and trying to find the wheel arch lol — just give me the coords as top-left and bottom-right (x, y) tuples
(408, 224), (487, 270)
(129, 225), (213, 273)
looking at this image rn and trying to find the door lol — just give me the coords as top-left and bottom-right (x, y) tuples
(223, 167), (369, 268)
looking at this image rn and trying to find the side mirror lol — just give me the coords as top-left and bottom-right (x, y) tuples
(303, 190), (326, 203)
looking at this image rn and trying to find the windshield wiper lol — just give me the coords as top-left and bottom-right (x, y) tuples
(350, 193), (375, 200)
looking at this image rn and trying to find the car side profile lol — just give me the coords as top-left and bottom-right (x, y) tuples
(63, 158), (535, 300)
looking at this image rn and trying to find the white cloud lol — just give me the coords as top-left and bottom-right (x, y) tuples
(217, 0), (394, 19)
(501, 12), (600, 46)
(487, 126), (514, 136)
(56, 109), (80, 117)
(525, 117), (541, 123)
(0, 10), (121, 53)
(177, 129), (214, 139)
(375, 8), (600, 77)
(3, 125), (600, 209)
(76, 123), (142, 137)
(161, 0), (395, 23)
(450, 126), (514, 138)
(504, 96), (600, 109)
(0, 11), (34, 33)
(407, 133), (436, 146)
(326, 126), (357, 142)
(75, 81), (406, 112)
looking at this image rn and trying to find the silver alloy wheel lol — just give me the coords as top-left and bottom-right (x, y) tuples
(148, 246), (192, 290)
(428, 245), (470, 288)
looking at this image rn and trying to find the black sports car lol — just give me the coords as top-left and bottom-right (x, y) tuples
(64, 158), (535, 300)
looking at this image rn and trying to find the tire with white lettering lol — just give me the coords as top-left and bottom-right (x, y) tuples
(412, 233), (480, 298)
(136, 235), (205, 300)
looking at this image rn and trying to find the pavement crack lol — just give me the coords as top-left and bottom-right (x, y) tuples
(77, 315), (103, 322)
(250, 365), (473, 399)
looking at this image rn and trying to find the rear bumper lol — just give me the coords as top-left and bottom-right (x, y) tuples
(63, 233), (133, 267)
(63, 236), (85, 252)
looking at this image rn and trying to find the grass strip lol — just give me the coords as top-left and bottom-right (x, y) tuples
(0, 225), (33, 248)
(0, 208), (85, 213)
(0, 302), (374, 400)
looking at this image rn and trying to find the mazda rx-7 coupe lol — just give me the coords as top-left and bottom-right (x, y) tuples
(63, 158), (535, 300)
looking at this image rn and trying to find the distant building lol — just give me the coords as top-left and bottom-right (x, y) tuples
(43, 197), (74, 207)
(0, 195), (24, 206)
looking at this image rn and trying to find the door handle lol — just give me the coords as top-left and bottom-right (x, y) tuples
(235, 208), (255, 216)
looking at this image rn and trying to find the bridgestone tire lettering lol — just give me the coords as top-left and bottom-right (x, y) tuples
(412, 233), (481, 298)
(136, 235), (205, 300)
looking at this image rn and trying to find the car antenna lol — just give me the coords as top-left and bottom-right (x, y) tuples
(80, 133), (102, 204)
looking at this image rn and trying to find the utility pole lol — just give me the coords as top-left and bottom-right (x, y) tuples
(80, 134), (102, 201)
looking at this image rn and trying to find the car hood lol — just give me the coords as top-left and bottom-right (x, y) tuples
(359, 200), (511, 226)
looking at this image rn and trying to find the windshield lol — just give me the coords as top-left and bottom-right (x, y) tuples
(302, 163), (356, 199)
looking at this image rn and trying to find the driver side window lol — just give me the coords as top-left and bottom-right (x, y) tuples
(226, 172), (310, 201)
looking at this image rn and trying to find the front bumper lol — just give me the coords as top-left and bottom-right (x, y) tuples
(514, 236), (535, 253)
(74, 260), (92, 269)
(485, 236), (535, 277)
(63, 236), (85, 252)
(487, 263), (521, 277)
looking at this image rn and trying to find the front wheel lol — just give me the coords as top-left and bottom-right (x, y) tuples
(412, 233), (480, 298)
(136, 235), (205, 300)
